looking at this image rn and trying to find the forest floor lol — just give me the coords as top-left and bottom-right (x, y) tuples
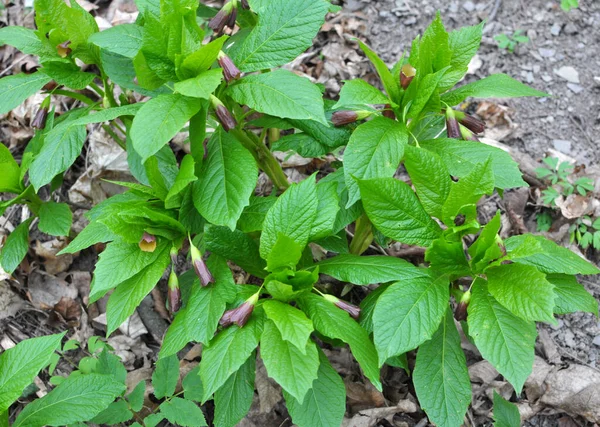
(1, 0), (600, 426)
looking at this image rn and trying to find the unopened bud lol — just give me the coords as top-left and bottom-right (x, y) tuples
(459, 124), (479, 141)
(445, 108), (461, 139)
(219, 292), (259, 328)
(240, 0), (250, 9)
(400, 64), (416, 89)
(139, 232), (156, 252)
(167, 268), (181, 313)
(226, 6), (237, 29)
(208, 2), (235, 34)
(57, 40), (72, 58)
(189, 239), (214, 286)
(31, 97), (51, 129)
(324, 294), (361, 320)
(210, 95), (237, 131)
(458, 113), (485, 134)
(331, 110), (371, 127)
(454, 290), (471, 321)
(381, 104), (396, 120)
(218, 51), (241, 83)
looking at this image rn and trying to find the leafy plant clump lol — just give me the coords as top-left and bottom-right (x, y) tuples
(494, 30), (529, 53)
(0, 1), (598, 426)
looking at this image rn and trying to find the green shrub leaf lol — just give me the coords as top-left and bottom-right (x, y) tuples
(38, 202), (72, 237)
(214, 354), (255, 427)
(0, 218), (32, 274)
(159, 397), (207, 427)
(263, 300), (314, 352)
(0, 72), (51, 115)
(547, 274), (599, 316)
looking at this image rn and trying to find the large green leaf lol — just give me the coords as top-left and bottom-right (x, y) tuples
(130, 94), (201, 161)
(236, 196), (276, 233)
(441, 74), (549, 106)
(174, 69), (224, 99)
(493, 391), (521, 427)
(487, 263), (556, 323)
(414, 308), (471, 427)
(468, 280), (536, 393)
(333, 79), (389, 109)
(403, 145), (451, 219)
(357, 40), (400, 102)
(13, 374), (125, 427)
(38, 202), (72, 237)
(260, 319), (319, 402)
(213, 354), (255, 427)
(505, 234), (600, 275)
(194, 127), (257, 230)
(311, 254), (425, 285)
(227, 0), (329, 72)
(420, 139), (527, 190)
(105, 243), (171, 335)
(0, 333), (65, 413)
(159, 398), (207, 427)
(373, 274), (449, 364)
(260, 175), (318, 259)
(226, 70), (327, 125)
(88, 23), (143, 58)
(0, 26), (56, 57)
(0, 218), (32, 274)
(344, 117), (407, 207)
(358, 177), (441, 247)
(309, 180), (340, 241)
(263, 300), (313, 352)
(0, 144), (22, 193)
(40, 61), (96, 90)
(90, 400), (133, 425)
(299, 293), (381, 390)
(0, 72), (51, 115)
(200, 316), (262, 401)
(547, 274), (599, 316)
(424, 238), (472, 279)
(284, 350), (346, 427)
(152, 355), (179, 399)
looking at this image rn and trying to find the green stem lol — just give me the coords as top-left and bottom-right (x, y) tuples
(267, 128), (280, 147)
(50, 89), (95, 106)
(230, 128), (289, 190)
(349, 213), (374, 255)
(102, 124), (126, 150)
(88, 81), (104, 97)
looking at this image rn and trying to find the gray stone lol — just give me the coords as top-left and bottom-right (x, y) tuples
(554, 66), (580, 83)
(542, 74), (553, 82)
(463, 1), (475, 12)
(563, 329), (576, 347)
(564, 22), (578, 35)
(593, 336), (600, 346)
(403, 16), (417, 25)
(539, 48), (555, 58)
(551, 22), (562, 36)
(567, 83), (584, 94)
(553, 139), (572, 154)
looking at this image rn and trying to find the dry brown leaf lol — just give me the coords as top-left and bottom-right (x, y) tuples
(555, 194), (591, 219)
(0, 280), (26, 320)
(27, 270), (78, 308)
(342, 400), (419, 427)
(34, 239), (73, 275)
(255, 358), (281, 413)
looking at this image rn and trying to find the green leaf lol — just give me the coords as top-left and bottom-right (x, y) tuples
(284, 350), (346, 427)
(493, 391), (521, 427)
(213, 354), (255, 427)
(263, 300), (314, 352)
(0, 218), (32, 274)
(309, 180), (340, 241)
(266, 234), (304, 272)
(505, 234), (600, 275)
(441, 73), (549, 106)
(546, 274), (598, 316)
(127, 381), (146, 412)
(407, 67), (448, 119)
(312, 254), (426, 285)
(442, 157), (494, 225)
(0, 72), (51, 115)
(40, 61), (96, 90)
(160, 257), (236, 357)
(159, 398), (207, 427)
(358, 177), (441, 247)
(414, 308), (471, 427)
(373, 274), (449, 364)
(344, 117), (407, 207)
(29, 122), (86, 191)
(174, 69), (223, 99)
(424, 238), (471, 278)
(13, 373), (125, 427)
(440, 22), (484, 90)
(194, 127), (257, 230)
(359, 283), (391, 334)
(333, 79), (390, 109)
(403, 145), (451, 219)
(0, 26), (56, 57)
(0, 144), (22, 193)
(260, 175), (318, 259)
(237, 196), (276, 233)
(105, 243), (171, 335)
(38, 202), (72, 236)
(468, 280), (536, 393)
(58, 222), (114, 255)
(200, 316), (262, 401)
(130, 94), (202, 161)
(271, 132), (330, 158)
(89, 24), (143, 58)
(468, 212), (502, 268)
(226, 70), (327, 125)
(180, 35), (228, 78)
(165, 154), (198, 209)
(420, 139), (527, 190)
(357, 40), (400, 102)
(227, 0), (329, 72)
(152, 354), (179, 399)
(0, 333), (65, 413)
(260, 319), (319, 402)
(97, 348), (127, 383)
(90, 400), (133, 425)
(299, 293), (382, 390)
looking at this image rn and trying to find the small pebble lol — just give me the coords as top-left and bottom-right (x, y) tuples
(563, 329), (576, 347)
(533, 65), (541, 73)
(463, 1), (475, 12)
(551, 22), (562, 36)
(542, 74), (553, 82)
(567, 83), (584, 94)
(564, 22), (578, 35)
(539, 48), (555, 58)
(593, 336), (600, 346)
(554, 66), (580, 83)
(403, 17), (417, 25)
(553, 139), (572, 154)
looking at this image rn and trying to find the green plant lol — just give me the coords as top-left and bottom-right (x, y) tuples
(535, 157), (594, 206)
(1, 3), (598, 427)
(569, 216), (600, 250)
(560, 0), (579, 11)
(494, 30), (529, 53)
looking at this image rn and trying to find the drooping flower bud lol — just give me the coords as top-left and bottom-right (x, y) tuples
(331, 110), (371, 127)
(400, 63), (416, 89)
(170, 246), (178, 265)
(240, 0), (250, 9)
(219, 292), (259, 328)
(226, 6), (238, 29)
(31, 97), (51, 129)
(210, 95), (237, 132)
(57, 40), (72, 58)
(167, 268), (181, 313)
(139, 232), (157, 252)
(218, 51), (241, 83)
(189, 238), (214, 286)
(445, 108), (461, 139)
(208, 2), (235, 34)
(454, 290), (471, 321)
(324, 294), (361, 320)
(459, 124), (479, 141)
(458, 113), (485, 135)
(381, 104), (396, 120)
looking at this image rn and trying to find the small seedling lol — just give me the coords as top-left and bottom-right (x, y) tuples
(561, 0), (579, 12)
(494, 30), (529, 52)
